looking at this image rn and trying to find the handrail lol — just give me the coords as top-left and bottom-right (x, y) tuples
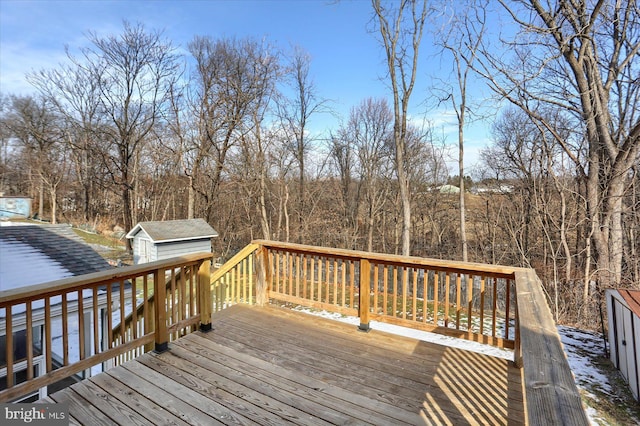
(253, 239), (517, 277)
(0, 253), (213, 305)
(210, 243), (260, 311)
(0, 252), (212, 402)
(211, 243), (260, 282)
(514, 269), (588, 425)
(253, 239), (518, 349)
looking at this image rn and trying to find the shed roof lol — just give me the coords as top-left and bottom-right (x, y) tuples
(0, 223), (112, 291)
(125, 218), (218, 243)
(619, 289), (640, 318)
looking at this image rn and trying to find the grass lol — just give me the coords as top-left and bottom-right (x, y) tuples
(581, 355), (640, 425)
(72, 227), (127, 261)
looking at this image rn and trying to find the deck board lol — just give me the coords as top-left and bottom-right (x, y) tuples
(48, 304), (525, 425)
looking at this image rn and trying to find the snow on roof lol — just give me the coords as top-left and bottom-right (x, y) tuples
(125, 218), (218, 243)
(0, 238), (72, 291)
(0, 223), (111, 279)
(0, 223), (112, 292)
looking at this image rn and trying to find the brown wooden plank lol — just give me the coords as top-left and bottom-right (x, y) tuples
(135, 352), (299, 426)
(209, 312), (458, 415)
(154, 343), (332, 426)
(210, 305), (524, 422)
(109, 363), (225, 426)
(218, 307), (520, 406)
(88, 371), (189, 426)
(177, 333), (417, 425)
(67, 379), (152, 426)
(515, 269), (588, 425)
(48, 387), (119, 426)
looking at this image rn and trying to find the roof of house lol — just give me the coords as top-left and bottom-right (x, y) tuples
(618, 289), (640, 318)
(125, 218), (218, 243)
(0, 223), (112, 292)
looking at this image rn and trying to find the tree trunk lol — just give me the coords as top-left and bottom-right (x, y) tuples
(49, 187), (57, 224)
(39, 180), (44, 219)
(188, 175), (194, 219)
(258, 170), (270, 240)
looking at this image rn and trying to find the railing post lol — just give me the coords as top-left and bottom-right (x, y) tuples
(358, 259), (371, 332)
(154, 268), (168, 352)
(199, 259), (212, 332)
(514, 289), (523, 368)
(256, 246), (270, 306)
(514, 315), (523, 368)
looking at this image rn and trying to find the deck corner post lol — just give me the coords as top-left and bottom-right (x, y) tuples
(198, 258), (213, 331)
(358, 259), (371, 332)
(514, 298), (523, 368)
(154, 267), (169, 352)
(256, 246), (270, 306)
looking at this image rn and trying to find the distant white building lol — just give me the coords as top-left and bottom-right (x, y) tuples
(126, 218), (218, 265)
(438, 184), (460, 194)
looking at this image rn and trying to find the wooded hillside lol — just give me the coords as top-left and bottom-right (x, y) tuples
(1, 1), (638, 329)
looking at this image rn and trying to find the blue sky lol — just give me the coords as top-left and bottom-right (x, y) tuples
(0, 0), (498, 170)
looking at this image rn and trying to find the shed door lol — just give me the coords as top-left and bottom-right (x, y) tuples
(613, 300), (639, 400)
(138, 238), (151, 264)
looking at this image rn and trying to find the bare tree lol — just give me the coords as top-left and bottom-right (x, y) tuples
(186, 36), (274, 225)
(432, 0), (488, 261)
(277, 46), (328, 243)
(230, 44), (281, 241)
(475, 1), (640, 290)
(82, 21), (180, 249)
(3, 95), (66, 223)
(372, 0), (429, 256)
(28, 52), (104, 223)
(353, 98), (394, 252)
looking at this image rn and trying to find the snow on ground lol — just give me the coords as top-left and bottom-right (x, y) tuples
(560, 325), (611, 394)
(559, 325), (640, 425)
(295, 307), (639, 425)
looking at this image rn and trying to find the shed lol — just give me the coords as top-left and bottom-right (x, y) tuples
(606, 288), (640, 401)
(125, 218), (218, 265)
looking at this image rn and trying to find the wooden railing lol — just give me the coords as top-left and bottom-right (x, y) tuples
(210, 243), (260, 311)
(253, 240), (517, 349)
(1, 241), (587, 424)
(220, 240), (588, 425)
(0, 252), (212, 402)
(111, 266), (198, 361)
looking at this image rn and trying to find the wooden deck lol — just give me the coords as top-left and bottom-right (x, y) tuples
(46, 304), (525, 425)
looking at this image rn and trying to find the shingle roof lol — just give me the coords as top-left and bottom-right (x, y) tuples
(125, 218), (218, 243)
(0, 224), (112, 280)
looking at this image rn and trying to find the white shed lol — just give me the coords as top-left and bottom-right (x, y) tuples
(125, 218), (218, 265)
(606, 288), (640, 401)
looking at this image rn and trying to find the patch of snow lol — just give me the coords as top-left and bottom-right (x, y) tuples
(560, 325), (611, 394)
(0, 239), (72, 291)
